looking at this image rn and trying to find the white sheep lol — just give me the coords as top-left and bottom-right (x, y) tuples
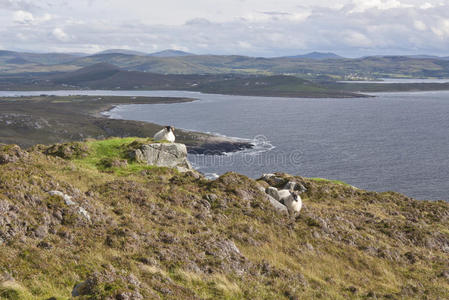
(278, 189), (302, 215)
(154, 126), (175, 143)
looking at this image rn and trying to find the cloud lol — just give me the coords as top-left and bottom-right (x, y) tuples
(52, 27), (69, 41)
(0, 0), (45, 12)
(414, 20), (427, 31)
(238, 41), (252, 49)
(348, 0), (412, 13)
(241, 11), (310, 23)
(1, 0), (449, 57)
(12, 10), (52, 25)
(13, 10), (34, 24)
(343, 31), (373, 47)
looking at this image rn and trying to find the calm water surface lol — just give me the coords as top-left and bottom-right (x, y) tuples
(2, 89), (449, 200)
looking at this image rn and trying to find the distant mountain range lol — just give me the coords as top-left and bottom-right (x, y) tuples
(405, 55), (449, 60)
(286, 52), (344, 59)
(147, 49), (194, 57)
(2, 49), (449, 78)
(94, 49), (194, 57)
(95, 49), (149, 56)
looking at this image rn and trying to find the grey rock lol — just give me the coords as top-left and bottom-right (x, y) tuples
(260, 173), (284, 186)
(37, 241), (52, 249)
(0, 145), (28, 164)
(48, 191), (76, 206)
(132, 143), (192, 170)
(265, 186), (280, 201)
(71, 282), (83, 297)
(256, 185), (265, 193)
(115, 291), (143, 300)
(261, 173), (276, 180)
(284, 181), (307, 193)
(264, 193), (288, 214)
(78, 207), (91, 221)
(34, 225), (48, 238)
(439, 270), (449, 280)
(206, 194), (218, 202)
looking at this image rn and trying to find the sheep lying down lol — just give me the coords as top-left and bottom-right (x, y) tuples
(266, 187), (302, 215)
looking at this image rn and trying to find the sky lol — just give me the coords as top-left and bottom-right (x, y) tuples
(1, 0), (449, 57)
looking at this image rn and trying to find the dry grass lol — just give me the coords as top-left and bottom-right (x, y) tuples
(0, 139), (448, 299)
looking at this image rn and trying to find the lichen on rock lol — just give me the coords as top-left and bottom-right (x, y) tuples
(130, 142), (192, 171)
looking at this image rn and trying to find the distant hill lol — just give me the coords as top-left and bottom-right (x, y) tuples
(95, 49), (148, 56)
(287, 52), (344, 59)
(50, 63), (121, 84)
(5, 57), (30, 65)
(406, 55), (449, 60)
(148, 49), (194, 57)
(0, 50), (79, 66)
(41, 63), (364, 98)
(3, 49), (449, 79)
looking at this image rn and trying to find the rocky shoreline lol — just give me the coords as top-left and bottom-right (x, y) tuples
(0, 94), (254, 155)
(101, 104), (255, 156)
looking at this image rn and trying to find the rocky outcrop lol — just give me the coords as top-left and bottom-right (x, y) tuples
(1, 139), (449, 299)
(259, 174), (306, 215)
(0, 144), (28, 164)
(131, 143), (193, 172)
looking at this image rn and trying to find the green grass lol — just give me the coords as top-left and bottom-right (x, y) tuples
(308, 177), (351, 186)
(73, 137), (157, 176)
(1, 138), (448, 299)
(0, 281), (34, 300)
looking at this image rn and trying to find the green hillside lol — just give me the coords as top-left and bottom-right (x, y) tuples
(0, 138), (448, 299)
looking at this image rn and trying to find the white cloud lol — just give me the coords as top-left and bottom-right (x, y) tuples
(414, 20), (427, 31)
(343, 31), (373, 47)
(348, 0), (412, 13)
(431, 19), (449, 38)
(241, 11), (310, 23)
(169, 44), (189, 52)
(13, 10), (34, 24)
(41, 13), (52, 22)
(0, 0), (43, 11)
(238, 41), (252, 49)
(52, 27), (69, 41)
(420, 2), (434, 9)
(1, 0), (449, 57)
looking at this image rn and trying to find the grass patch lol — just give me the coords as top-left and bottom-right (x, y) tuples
(308, 177), (351, 186)
(73, 137), (157, 176)
(0, 281), (33, 300)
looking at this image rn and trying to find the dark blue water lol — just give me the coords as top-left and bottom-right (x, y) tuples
(2, 90), (449, 200)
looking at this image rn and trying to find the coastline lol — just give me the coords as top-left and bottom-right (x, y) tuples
(101, 103), (255, 155)
(0, 94), (254, 155)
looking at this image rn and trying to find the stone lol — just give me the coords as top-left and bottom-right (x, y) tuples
(439, 270), (449, 279)
(284, 181), (307, 193)
(0, 145), (28, 164)
(37, 241), (52, 249)
(78, 207), (91, 221)
(261, 173), (276, 180)
(260, 173), (285, 186)
(132, 143), (192, 170)
(264, 193), (288, 214)
(48, 191), (76, 206)
(34, 225), (48, 238)
(266, 186), (280, 201)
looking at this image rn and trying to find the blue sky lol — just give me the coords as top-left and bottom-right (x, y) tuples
(1, 0), (449, 57)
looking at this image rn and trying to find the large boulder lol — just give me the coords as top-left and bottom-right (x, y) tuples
(132, 143), (192, 171)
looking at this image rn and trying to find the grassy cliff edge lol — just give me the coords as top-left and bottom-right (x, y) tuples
(0, 138), (448, 299)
